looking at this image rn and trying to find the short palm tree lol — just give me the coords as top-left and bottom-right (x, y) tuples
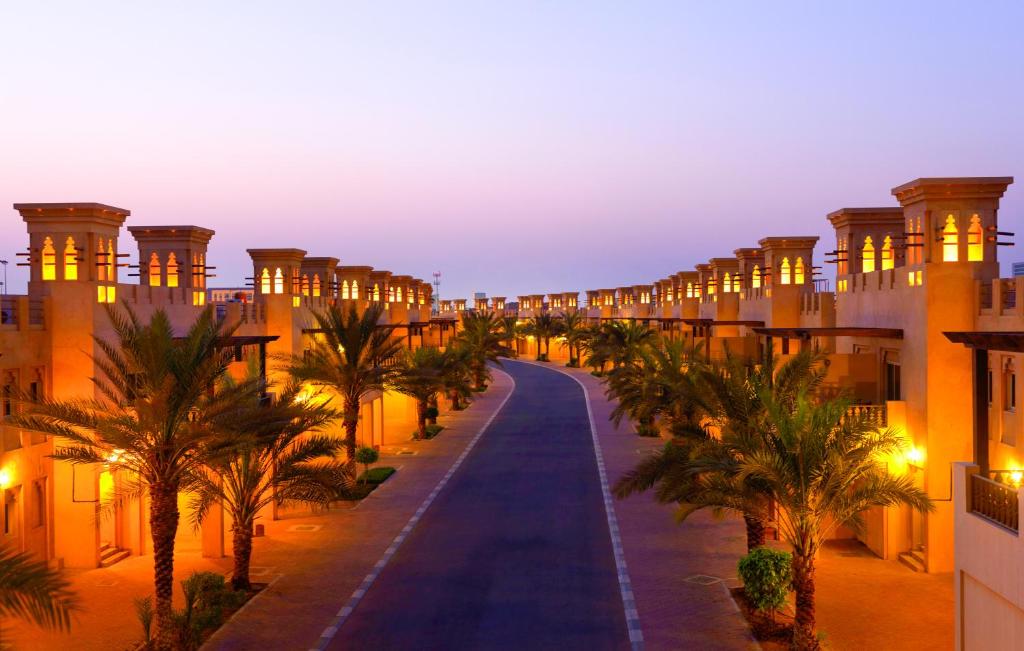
(0, 544), (76, 636)
(585, 320), (656, 371)
(742, 390), (932, 649)
(14, 306), (244, 649)
(391, 346), (446, 439)
(439, 344), (474, 410)
(453, 311), (507, 390)
(499, 316), (520, 358)
(524, 313), (559, 361)
(191, 382), (344, 591)
(558, 310), (589, 367)
(286, 303), (403, 465)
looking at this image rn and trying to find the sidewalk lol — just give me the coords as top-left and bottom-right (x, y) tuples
(6, 370), (515, 651)
(553, 365), (755, 651)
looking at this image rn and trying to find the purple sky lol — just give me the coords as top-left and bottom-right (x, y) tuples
(2, 2), (1022, 299)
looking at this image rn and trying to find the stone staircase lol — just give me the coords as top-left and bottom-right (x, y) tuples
(897, 545), (926, 572)
(100, 542), (130, 568)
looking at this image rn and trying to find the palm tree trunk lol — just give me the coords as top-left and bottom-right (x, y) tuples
(416, 399), (428, 440)
(231, 522), (254, 591)
(149, 482), (180, 651)
(343, 418), (358, 467)
(792, 552), (820, 650)
(427, 395), (438, 424)
(743, 514), (766, 551)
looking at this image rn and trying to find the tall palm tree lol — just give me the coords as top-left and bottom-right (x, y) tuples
(499, 316), (520, 358)
(558, 310), (589, 367)
(286, 303), (403, 464)
(191, 382), (344, 591)
(524, 313), (559, 361)
(453, 311), (507, 390)
(0, 544), (76, 636)
(741, 390), (932, 649)
(15, 306), (244, 649)
(391, 346), (446, 439)
(585, 320), (656, 371)
(438, 344), (474, 410)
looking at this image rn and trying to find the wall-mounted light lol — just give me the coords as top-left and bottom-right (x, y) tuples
(0, 469), (11, 488)
(906, 446), (924, 467)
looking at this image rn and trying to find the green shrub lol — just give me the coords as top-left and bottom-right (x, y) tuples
(536, 353), (549, 362)
(424, 406), (439, 421)
(355, 446), (379, 481)
(173, 571), (247, 649)
(737, 547), (792, 618)
(635, 423), (660, 437)
(566, 359), (580, 368)
(358, 466), (395, 484)
(425, 424), (444, 439)
(134, 595), (154, 644)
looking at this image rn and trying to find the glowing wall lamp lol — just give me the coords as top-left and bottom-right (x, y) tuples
(0, 469), (11, 489)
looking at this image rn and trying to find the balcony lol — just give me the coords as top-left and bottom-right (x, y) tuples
(846, 403), (888, 428)
(970, 472), (1020, 532)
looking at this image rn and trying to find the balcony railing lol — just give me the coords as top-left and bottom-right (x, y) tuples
(970, 473), (1019, 532)
(846, 403), (888, 428)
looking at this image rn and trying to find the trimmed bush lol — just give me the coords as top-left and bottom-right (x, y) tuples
(414, 424), (445, 440)
(358, 466), (395, 484)
(635, 423), (660, 437)
(737, 547), (792, 619)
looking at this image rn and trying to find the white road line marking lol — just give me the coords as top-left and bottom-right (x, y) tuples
(518, 360), (645, 651)
(310, 367), (517, 651)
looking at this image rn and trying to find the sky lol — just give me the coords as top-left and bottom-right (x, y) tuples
(2, 1), (1023, 299)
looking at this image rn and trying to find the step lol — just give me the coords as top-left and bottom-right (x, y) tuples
(910, 548), (926, 565)
(100, 548), (130, 568)
(898, 551), (925, 573)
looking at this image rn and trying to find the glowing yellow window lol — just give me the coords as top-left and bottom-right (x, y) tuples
(273, 268), (284, 294)
(260, 268), (271, 294)
(722, 273), (732, 293)
(373, 284), (380, 302)
(301, 274), (310, 296)
(780, 257), (792, 285)
(943, 215), (959, 262)
(96, 239), (106, 281)
(41, 237), (56, 281)
(352, 280), (359, 299)
(396, 287), (403, 303)
(752, 265), (761, 288)
(968, 215), (983, 262)
(63, 237), (78, 280)
(794, 257), (805, 284)
(106, 285), (116, 303)
(166, 252), (179, 288)
(107, 241), (116, 282)
(881, 236), (894, 271)
(149, 252), (162, 287)
(342, 280), (350, 299)
(862, 237), (875, 273)
(292, 296), (301, 308)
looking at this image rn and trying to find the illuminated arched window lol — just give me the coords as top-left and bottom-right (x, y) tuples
(373, 284), (380, 302)
(732, 275), (740, 292)
(686, 282), (694, 298)
(63, 237), (78, 280)
(107, 240), (115, 282)
(273, 268), (284, 294)
(722, 273), (732, 293)
(943, 215), (959, 262)
(396, 286), (403, 303)
(752, 265), (761, 288)
(313, 274), (321, 297)
(780, 257), (792, 285)
(419, 292), (425, 305)
(260, 268), (271, 294)
(342, 280), (350, 299)
(149, 252), (162, 287)
(881, 236), (894, 270)
(301, 274), (310, 296)
(292, 269), (300, 294)
(794, 257), (805, 284)
(388, 286), (395, 303)
(352, 280), (359, 299)
(191, 254), (199, 287)
(38, 236), (56, 281)
(408, 288), (414, 304)
(166, 252), (179, 287)
(968, 215), (983, 262)
(862, 237), (875, 273)
(97, 239), (107, 281)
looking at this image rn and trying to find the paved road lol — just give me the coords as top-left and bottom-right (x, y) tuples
(328, 360), (631, 650)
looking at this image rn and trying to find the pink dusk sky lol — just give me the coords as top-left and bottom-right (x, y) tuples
(2, 2), (1022, 299)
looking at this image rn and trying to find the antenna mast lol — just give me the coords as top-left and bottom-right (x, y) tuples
(432, 271), (442, 313)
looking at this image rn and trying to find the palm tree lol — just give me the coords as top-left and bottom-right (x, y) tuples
(558, 310), (589, 367)
(453, 311), (507, 390)
(286, 303), (403, 465)
(585, 320), (656, 371)
(391, 346), (446, 439)
(499, 316), (520, 358)
(439, 344), (474, 410)
(524, 313), (559, 361)
(191, 382), (344, 591)
(741, 390), (932, 649)
(0, 544), (76, 637)
(14, 306), (244, 649)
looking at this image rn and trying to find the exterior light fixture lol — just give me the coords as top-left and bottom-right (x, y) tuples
(0, 469), (11, 488)
(906, 447), (924, 467)
(1011, 470), (1023, 486)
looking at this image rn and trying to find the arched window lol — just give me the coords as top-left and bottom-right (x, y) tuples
(41, 237), (57, 281)
(373, 284), (380, 302)
(780, 257), (792, 285)
(408, 288), (414, 304)
(149, 252), (162, 287)
(752, 265), (761, 288)
(191, 254), (199, 287)
(273, 268), (284, 294)
(108, 240), (116, 282)
(794, 257), (805, 284)
(342, 280), (350, 299)
(722, 273), (732, 293)
(196, 254), (203, 288)
(291, 269), (300, 294)
(942, 214), (959, 262)
(686, 282), (693, 298)
(314, 274), (322, 297)
(968, 215), (983, 262)
(862, 237), (875, 273)
(260, 268), (271, 294)
(732, 275), (740, 292)
(97, 239), (107, 281)
(63, 237), (78, 280)
(881, 236), (894, 270)
(352, 280), (359, 299)
(166, 252), (179, 287)
(396, 286), (403, 303)
(301, 274), (310, 296)
(388, 286), (395, 303)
